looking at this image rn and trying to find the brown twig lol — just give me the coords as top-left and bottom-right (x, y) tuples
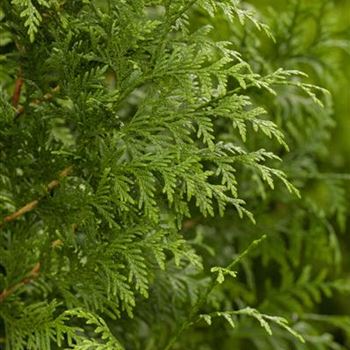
(1, 76), (67, 304)
(15, 85), (60, 119)
(0, 166), (74, 302)
(182, 218), (200, 231)
(0, 166), (73, 229)
(0, 262), (40, 303)
(0, 221), (77, 303)
(12, 73), (24, 108)
(1, 200), (39, 226)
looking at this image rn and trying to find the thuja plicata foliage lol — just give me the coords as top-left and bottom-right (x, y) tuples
(0, 0), (349, 349)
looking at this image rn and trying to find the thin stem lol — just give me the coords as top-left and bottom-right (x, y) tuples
(0, 166), (73, 229)
(0, 262), (40, 303)
(163, 235), (266, 350)
(11, 72), (24, 108)
(15, 85), (60, 120)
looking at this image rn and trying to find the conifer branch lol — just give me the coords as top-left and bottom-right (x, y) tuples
(163, 235), (267, 350)
(171, 0), (199, 22)
(15, 85), (60, 119)
(0, 166), (73, 229)
(0, 262), (40, 303)
(0, 1), (348, 348)
(0, 222), (77, 303)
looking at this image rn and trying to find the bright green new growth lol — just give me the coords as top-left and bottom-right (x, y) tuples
(0, 0), (349, 349)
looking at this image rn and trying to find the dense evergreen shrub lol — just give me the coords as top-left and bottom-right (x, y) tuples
(0, 1), (349, 349)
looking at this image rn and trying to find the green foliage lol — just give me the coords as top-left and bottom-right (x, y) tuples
(0, 0), (349, 349)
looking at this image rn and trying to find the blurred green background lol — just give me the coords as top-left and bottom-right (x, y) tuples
(242, 0), (350, 346)
(188, 1), (350, 348)
(253, 0), (350, 164)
